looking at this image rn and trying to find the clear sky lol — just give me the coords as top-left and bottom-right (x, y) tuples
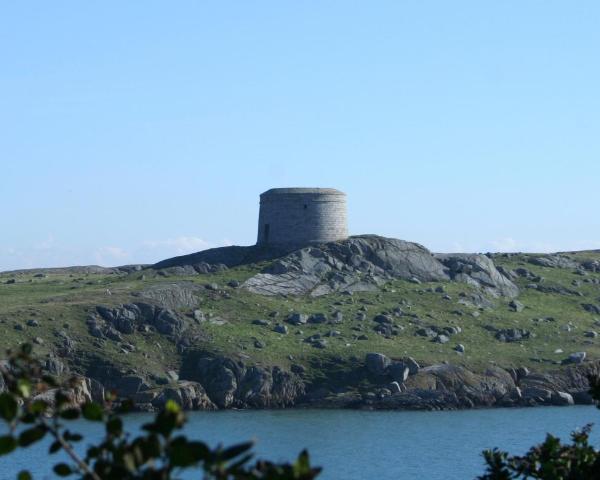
(1, 1), (599, 270)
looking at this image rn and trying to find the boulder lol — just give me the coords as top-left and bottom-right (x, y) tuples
(389, 381), (402, 394)
(192, 356), (304, 408)
(435, 253), (519, 298)
(287, 313), (308, 325)
(551, 391), (574, 406)
(564, 352), (586, 365)
(152, 381), (216, 410)
(273, 324), (289, 334)
(528, 255), (579, 269)
(404, 357), (420, 375)
(365, 353), (391, 375)
(388, 362), (409, 383)
(137, 282), (201, 309)
(509, 300), (525, 313)
(495, 328), (532, 343)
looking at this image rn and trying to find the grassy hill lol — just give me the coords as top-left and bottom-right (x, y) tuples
(2, 249), (600, 392)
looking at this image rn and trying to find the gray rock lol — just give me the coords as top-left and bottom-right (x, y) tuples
(116, 375), (148, 397)
(389, 381), (402, 394)
(564, 352), (586, 364)
(308, 313), (328, 324)
(105, 327), (123, 342)
(151, 381), (216, 410)
(454, 344), (465, 353)
(551, 391), (574, 406)
(388, 362), (409, 383)
(373, 314), (393, 325)
(254, 340), (265, 349)
(365, 353), (391, 375)
(44, 357), (65, 376)
(416, 328), (437, 338)
(273, 324), (288, 334)
(528, 255), (579, 269)
(89, 325), (104, 338)
(404, 357), (420, 375)
(435, 253), (519, 298)
(584, 331), (598, 338)
(582, 304), (600, 315)
(243, 235), (449, 297)
(434, 334), (450, 344)
(26, 319), (39, 327)
(522, 386), (552, 403)
(287, 313), (308, 325)
(252, 319), (270, 326)
(495, 328), (532, 343)
(152, 308), (185, 335)
(509, 300), (525, 312)
(137, 282), (201, 309)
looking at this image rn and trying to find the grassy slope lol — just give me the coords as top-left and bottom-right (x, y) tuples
(1, 252), (600, 386)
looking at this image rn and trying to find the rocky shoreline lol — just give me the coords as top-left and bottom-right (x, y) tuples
(15, 352), (595, 414)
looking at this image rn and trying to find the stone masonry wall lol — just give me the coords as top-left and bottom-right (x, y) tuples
(256, 188), (348, 246)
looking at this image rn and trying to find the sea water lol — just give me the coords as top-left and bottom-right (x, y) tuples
(2, 406), (598, 479)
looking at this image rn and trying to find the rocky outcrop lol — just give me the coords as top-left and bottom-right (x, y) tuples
(244, 236), (448, 297)
(190, 356), (305, 408)
(134, 282), (202, 309)
(149, 381), (216, 411)
(94, 302), (186, 337)
(298, 353), (600, 411)
(435, 253), (519, 298)
(527, 255), (579, 269)
(242, 236), (518, 298)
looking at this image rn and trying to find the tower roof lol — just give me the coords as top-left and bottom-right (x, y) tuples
(260, 187), (345, 196)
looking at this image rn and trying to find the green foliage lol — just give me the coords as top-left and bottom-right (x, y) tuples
(0, 344), (322, 480)
(479, 375), (600, 479)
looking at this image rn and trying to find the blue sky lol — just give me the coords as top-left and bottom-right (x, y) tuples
(1, 1), (599, 270)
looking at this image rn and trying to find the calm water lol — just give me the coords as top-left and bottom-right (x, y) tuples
(3, 406), (599, 479)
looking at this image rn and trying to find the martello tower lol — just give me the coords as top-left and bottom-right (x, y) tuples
(256, 188), (348, 247)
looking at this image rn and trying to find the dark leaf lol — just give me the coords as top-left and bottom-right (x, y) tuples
(60, 408), (80, 420)
(221, 441), (254, 461)
(169, 437), (210, 467)
(17, 471), (32, 480)
(81, 402), (103, 422)
(18, 426), (46, 447)
(106, 417), (123, 436)
(0, 435), (17, 456)
(53, 463), (72, 476)
(49, 441), (61, 454)
(0, 393), (18, 421)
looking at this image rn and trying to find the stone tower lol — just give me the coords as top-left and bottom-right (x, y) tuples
(256, 188), (348, 247)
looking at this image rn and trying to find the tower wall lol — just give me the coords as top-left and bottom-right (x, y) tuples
(256, 188), (348, 246)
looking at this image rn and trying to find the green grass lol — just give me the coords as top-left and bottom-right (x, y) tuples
(2, 251), (600, 386)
